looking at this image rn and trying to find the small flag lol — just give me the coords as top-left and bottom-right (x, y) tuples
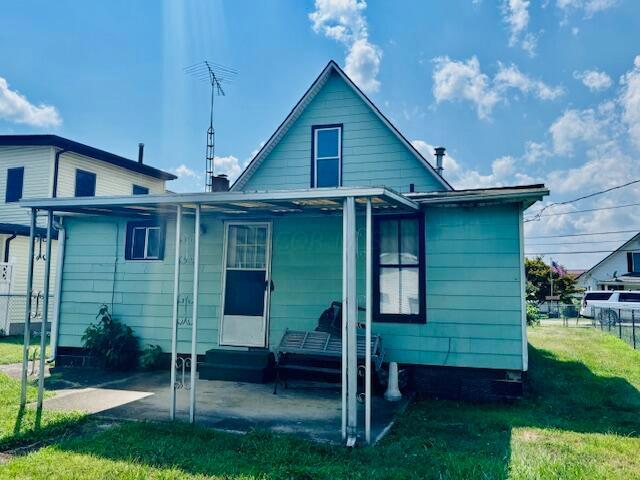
(551, 260), (567, 276)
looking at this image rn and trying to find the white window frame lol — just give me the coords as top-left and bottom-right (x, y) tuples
(313, 126), (342, 188)
(132, 225), (161, 260)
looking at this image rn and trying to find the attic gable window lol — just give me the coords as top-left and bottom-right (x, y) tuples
(312, 125), (342, 188)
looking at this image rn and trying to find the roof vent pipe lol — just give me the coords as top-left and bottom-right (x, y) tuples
(138, 143), (144, 164)
(434, 147), (445, 175)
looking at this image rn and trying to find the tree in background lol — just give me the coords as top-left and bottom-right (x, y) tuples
(525, 257), (577, 304)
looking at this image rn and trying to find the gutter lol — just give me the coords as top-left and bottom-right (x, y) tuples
(47, 218), (65, 362)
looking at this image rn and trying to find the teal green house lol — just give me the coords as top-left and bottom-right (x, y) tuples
(22, 62), (547, 433)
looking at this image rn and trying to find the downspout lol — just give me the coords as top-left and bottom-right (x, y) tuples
(3, 233), (17, 263)
(52, 149), (67, 198)
(47, 218), (65, 362)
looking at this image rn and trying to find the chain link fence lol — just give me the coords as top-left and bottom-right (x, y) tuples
(0, 293), (55, 336)
(591, 304), (639, 350)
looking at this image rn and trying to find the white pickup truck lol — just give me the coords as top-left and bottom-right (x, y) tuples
(580, 290), (640, 324)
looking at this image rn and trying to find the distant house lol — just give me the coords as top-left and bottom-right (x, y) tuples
(0, 135), (176, 334)
(577, 233), (640, 291)
(21, 61), (547, 435)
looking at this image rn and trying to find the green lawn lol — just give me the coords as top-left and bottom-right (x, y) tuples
(0, 326), (638, 479)
(0, 335), (49, 365)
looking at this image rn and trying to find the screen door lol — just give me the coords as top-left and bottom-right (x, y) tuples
(219, 222), (271, 347)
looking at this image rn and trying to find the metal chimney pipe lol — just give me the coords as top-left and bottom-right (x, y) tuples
(434, 147), (446, 175)
(138, 143), (144, 164)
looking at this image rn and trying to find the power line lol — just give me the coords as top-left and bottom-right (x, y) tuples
(524, 201), (640, 221)
(527, 238), (631, 246)
(525, 177), (640, 222)
(526, 248), (640, 255)
(526, 228), (640, 239)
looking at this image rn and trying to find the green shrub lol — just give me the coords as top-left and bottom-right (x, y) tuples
(140, 344), (163, 370)
(526, 302), (541, 326)
(82, 304), (139, 370)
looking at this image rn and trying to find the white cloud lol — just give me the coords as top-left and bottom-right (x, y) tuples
(502, 0), (538, 56)
(548, 103), (616, 155)
(309, 0), (382, 93)
(213, 155), (246, 181)
(620, 55), (640, 150)
(432, 56), (500, 119)
(573, 69), (612, 91)
(0, 76), (61, 127)
(556, 0), (619, 17)
(494, 62), (564, 100)
(432, 56), (563, 119)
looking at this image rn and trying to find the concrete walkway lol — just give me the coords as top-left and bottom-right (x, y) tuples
(6, 364), (410, 445)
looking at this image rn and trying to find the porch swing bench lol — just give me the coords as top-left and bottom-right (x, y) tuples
(273, 302), (385, 393)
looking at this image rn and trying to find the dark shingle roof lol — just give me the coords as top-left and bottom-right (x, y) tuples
(0, 135), (176, 181)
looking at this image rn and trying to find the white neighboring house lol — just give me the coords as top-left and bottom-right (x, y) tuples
(0, 135), (176, 335)
(577, 232), (640, 291)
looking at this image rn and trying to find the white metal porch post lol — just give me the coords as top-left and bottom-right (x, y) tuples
(365, 199), (372, 444)
(341, 199), (347, 440)
(345, 196), (357, 445)
(36, 210), (54, 411)
(19, 208), (37, 408)
(189, 204), (201, 423)
(170, 204), (182, 420)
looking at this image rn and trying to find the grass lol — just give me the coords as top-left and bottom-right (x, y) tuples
(0, 335), (49, 365)
(0, 326), (638, 479)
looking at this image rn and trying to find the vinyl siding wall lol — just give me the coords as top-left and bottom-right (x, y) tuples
(0, 146), (53, 226)
(56, 152), (165, 198)
(58, 203), (524, 371)
(242, 71), (444, 193)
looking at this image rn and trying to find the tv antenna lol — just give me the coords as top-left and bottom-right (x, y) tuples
(185, 61), (237, 191)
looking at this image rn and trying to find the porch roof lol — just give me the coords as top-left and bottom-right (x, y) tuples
(19, 186), (419, 217)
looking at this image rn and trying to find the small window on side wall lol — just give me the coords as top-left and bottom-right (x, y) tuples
(133, 184), (149, 195)
(312, 125), (342, 188)
(6, 167), (24, 203)
(75, 169), (96, 197)
(125, 220), (165, 260)
(373, 214), (425, 324)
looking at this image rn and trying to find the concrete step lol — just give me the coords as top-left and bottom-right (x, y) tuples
(199, 363), (275, 383)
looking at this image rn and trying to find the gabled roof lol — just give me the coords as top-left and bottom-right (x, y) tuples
(232, 60), (453, 191)
(0, 135), (176, 181)
(580, 231), (640, 279)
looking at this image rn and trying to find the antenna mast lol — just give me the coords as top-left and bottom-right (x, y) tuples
(185, 61), (237, 192)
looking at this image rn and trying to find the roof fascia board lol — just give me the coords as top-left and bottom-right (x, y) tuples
(20, 186), (419, 211)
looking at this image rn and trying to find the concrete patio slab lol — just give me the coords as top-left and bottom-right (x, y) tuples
(39, 368), (411, 445)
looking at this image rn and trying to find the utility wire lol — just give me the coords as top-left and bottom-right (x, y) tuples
(525, 177), (640, 222)
(526, 228), (640, 239)
(524, 201), (640, 221)
(527, 239), (631, 246)
(526, 248), (640, 255)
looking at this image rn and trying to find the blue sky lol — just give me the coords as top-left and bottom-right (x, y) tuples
(0, 0), (639, 268)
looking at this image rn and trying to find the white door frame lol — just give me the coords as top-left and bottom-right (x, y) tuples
(219, 221), (272, 348)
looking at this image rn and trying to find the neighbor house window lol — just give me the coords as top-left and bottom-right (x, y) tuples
(632, 252), (640, 273)
(312, 125), (342, 188)
(373, 215), (425, 323)
(5, 167), (24, 203)
(125, 220), (165, 260)
(132, 184), (149, 195)
(74, 169), (96, 197)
